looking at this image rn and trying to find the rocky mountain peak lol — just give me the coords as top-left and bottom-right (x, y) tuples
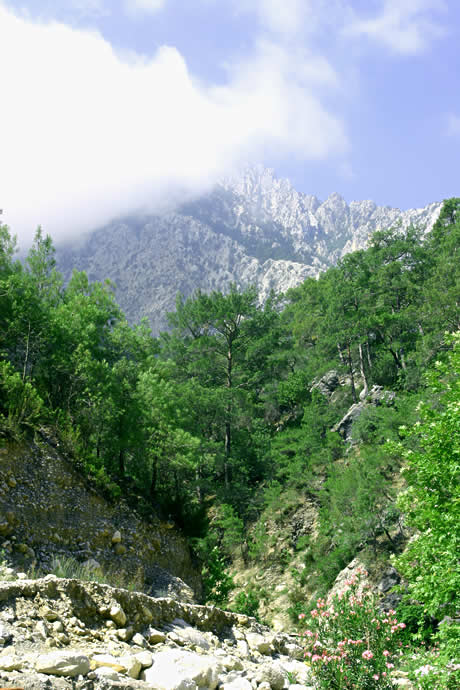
(56, 167), (442, 333)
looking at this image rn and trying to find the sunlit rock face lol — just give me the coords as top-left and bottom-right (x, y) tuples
(56, 167), (441, 334)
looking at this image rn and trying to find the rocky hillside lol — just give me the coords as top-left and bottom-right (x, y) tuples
(0, 572), (312, 690)
(56, 167), (442, 333)
(0, 436), (200, 601)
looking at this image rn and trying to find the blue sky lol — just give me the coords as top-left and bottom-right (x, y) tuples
(1, 0), (459, 244)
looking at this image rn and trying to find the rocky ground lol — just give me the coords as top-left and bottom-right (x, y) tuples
(0, 572), (314, 690)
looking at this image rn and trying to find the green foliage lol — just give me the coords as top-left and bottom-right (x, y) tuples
(232, 588), (260, 619)
(201, 547), (234, 606)
(0, 360), (44, 433)
(0, 200), (459, 617)
(392, 333), (460, 620)
(299, 569), (408, 689)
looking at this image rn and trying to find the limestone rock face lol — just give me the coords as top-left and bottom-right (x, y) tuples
(0, 575), (314, 690)
(56, 167), (441, 334)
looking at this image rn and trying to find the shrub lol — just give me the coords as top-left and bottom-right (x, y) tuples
(232, 589), (260, 619)
(298, 568), (407, 689)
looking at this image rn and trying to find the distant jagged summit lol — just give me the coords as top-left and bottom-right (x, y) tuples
(56, 167), (442, 333)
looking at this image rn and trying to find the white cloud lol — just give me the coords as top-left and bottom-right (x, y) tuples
(123, 0), (166, 15)
(236, 0), (308, 36)
(344, 0), (446, 55)
(0, 5), (347, 245)
(446, 113), (460, 137)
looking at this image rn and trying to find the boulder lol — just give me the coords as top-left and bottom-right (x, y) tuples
(110, 604), (127, 626)
(141, 649), (223, 690)
(255, 661), (286, 690)
(35, 651), (90, 677)
(245, 632), (273, 655)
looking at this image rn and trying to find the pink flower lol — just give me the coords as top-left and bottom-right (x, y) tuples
(362, 650), (374, 660)
(298, 613), (305, 620)
(383, 650), (390, 657)
(373, 675), (379, 680)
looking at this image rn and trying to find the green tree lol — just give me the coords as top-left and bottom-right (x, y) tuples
(393, 333), (460, 618)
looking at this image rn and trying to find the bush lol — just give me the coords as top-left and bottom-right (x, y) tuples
(232, 589), (260, 619)
(0, 360), (44, 433)
(298, 568), (407, 689)
(391, 333), (460, 620)
(201, 547), (234, 606)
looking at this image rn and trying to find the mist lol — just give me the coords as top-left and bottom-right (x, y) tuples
(0, 4), (347, 247)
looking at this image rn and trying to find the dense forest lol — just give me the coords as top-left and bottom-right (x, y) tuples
(0, 200), (459, 687)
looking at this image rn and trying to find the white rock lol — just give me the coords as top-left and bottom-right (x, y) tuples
(112, 530), (122, 543)
(117, 626), (134, 641)
(119, 654), (142, 679)
(255, 661), (285, 690)
(246, 632), (272, 655)
(0, 654), (23, 671)
(90, 653), (126, 672)
(141, 649), (223, 690)
(168, 622), (210, 650)
(220, 679), (252, 690)
(135, 650), (153, 668)
(35, 651), (90, 677)
(147, 627), (167, 644)
(131, 631), (147, 646)
(236, 640), (249, 657)
(110, 604), (127, 626)
(93, 666), (124, 681)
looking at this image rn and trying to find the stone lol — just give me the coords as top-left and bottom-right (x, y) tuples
(117, 626), (134, 641)
(35, 651), (90, 677)
(220, 679), (252, 690)
(131, 632), (147, 647)
(141, 663), (197, 690)
(93, 665), (125, 681)
(236, 640), (249, 657)
(35, 620), (49, 639)
(56, 633), (70, 645)
(167, 620), (210, 650)
(119, 654), (143, 679)
(278, 660), (313, 687)
(110, 604), (127, 627)
(255, 661), (285, 690)
(134, 650), (153, 668)
(245, 632), (272, 655)
(147, 627), (167, 644)
(141, 649), (222, 690)
(90, 653), (126, 673)
(112, 530), (122, 543)
(0, 654), (23, 671)
(114, 543), (127, 556)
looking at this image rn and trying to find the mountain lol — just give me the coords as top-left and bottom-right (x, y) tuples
(56, 167), (442, 333)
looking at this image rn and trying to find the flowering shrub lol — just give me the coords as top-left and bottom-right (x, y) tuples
(298, 568), (407, 689)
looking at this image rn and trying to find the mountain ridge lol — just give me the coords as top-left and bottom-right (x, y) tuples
(56, 167), (442, 333)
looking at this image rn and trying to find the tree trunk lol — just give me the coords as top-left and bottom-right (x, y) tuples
(358, 342), (369, 398)
(347, 342), (358, 403)
(337, 343), (345, 365)
(22, 321), (31, 382)
(224, 344), (233, 489)
(366, 339), (372, 370)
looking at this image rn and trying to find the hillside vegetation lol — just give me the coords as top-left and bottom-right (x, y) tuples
(0, 199), (459, 687)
